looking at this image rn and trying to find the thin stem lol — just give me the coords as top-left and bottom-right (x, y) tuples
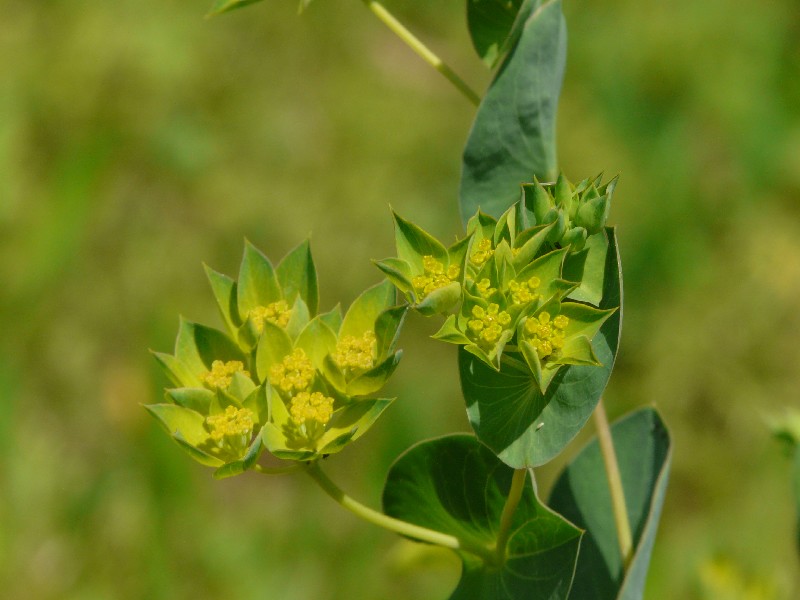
(593, 399), (634, 570)
(306, 462), (495, 563)
(361, 0), (481, 106)
(494, 468), (527, 565)
(253, 463), (308, 475)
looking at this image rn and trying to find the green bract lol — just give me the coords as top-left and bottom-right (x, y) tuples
(521, 173), (617, 252)
(148, 241), (404, 474)
(148, 319), (266, 478)
(374, 212), (470, 316)
(518, 298), (616, 393)
(204, 239), (318, 352)
(257, 281), (404, 461)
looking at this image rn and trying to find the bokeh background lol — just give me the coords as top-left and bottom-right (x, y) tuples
(3, 0), (800, 598)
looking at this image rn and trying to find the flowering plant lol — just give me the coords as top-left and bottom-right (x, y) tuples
(147, 1), (672, 598)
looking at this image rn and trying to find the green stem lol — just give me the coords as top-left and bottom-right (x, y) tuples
(494, 468), (527, 565)
(593, 399), (634, 570)
(361, 0), (481, 106)
(253, 463), (307, 475)
(306, 461), (495, 563)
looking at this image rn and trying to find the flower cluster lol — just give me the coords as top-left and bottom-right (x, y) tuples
(147, 240), (405, 476)
(377, 174), (618, 391)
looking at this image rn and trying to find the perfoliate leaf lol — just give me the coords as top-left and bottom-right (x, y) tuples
(549, 408), (672, 600)
(467, 0), (526, 67)
(460, 0), (567, 221)
(382, 434), (581, 599)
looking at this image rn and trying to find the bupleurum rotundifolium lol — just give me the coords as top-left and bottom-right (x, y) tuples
(202, 360), (250, 389)
(523, 311), (569, 362)
(247, 300), (292, 332)
(205, 405), (256, 458)
(412, 255), (460, 300)
(468, 303), (512, 348)
(469, 238), (494, 268)
(333, 330), (377, 373)
(268, 347), (335, 440)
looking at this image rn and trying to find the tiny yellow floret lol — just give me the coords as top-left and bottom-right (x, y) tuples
(290, 391), (334, 426)
(470, 238), (494, 267)
(334, 330), (377, 372)
(524, 312), (569, 360)
(202, 360), (249, 389)
(476, 278), (496, 298)
(508, 276), (541, 305)
(412, 255), (459, 300)
(206, 406), (255, 442)
(248, 300), (292, 333)
(468, 302), (511, 347)
(269, 348), (315, 394)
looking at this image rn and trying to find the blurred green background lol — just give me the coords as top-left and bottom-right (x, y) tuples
(2, 0), (799, 598)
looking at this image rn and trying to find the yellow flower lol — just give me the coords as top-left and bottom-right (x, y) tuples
(202, 360), (249, 389)
(268, 348), (315, 394)
(412, 255), (460, 300)
(247, 300), (292, 333)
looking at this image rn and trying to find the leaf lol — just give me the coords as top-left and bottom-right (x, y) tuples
(204, 264), (240, 336)
(295, 316), (339, 370)
(374, 305), (408, 358)
(207, 0), (264, 17)
(466, 0), (526, 67)
(237, 240), (281, 319)
(255, 320), (294, 382)
(166, 387), (215, 413)
(174, 318), (246, 374)
(151, 351), (200, 388)
(145, 403), (208, 445)
(392, 212), (449, 271)
(340, 280), (395, 339)
(276, 239), (319, 316)
(563, 229), (609, 305)
(382, 434), (581, 599)
(346, 351), (402, 397)
(460, 0), (567, 222)
(548, 408), (672, 600)
(415, 281), (462, 316)
(459, 228), (622, 468)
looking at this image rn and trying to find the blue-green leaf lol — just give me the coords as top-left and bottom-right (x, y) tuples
(460, 0), (567, 222)
(548, 408), (672, 600)
(383, 434), (581, 599)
